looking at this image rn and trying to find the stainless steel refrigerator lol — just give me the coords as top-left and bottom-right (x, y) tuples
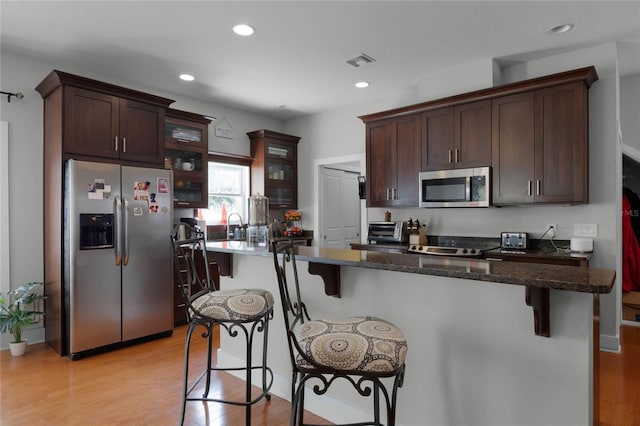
(65, 159), (173, 359)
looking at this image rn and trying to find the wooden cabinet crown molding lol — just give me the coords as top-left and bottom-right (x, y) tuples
(247, 129), (301, 146)
(166, 107), (212, 125)
(358, 66), (598, 123)
(35, 69), (174, 108)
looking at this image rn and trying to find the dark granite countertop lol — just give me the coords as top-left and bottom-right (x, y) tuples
(352, 236), (591, 265)
(206, 241), (614, 295)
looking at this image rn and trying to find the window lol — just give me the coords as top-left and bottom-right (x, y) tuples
(202, 161), (250, 225)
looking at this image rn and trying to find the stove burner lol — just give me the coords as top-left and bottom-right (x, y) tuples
(407, 245), (484, 257)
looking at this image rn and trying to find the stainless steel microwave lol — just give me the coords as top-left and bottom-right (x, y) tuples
(419, 167), (491, 208)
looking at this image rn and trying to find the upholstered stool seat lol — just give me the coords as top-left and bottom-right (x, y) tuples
(191, 288), (274, 321)
(294, 316), (407, 373)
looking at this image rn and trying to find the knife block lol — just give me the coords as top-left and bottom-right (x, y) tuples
(409, 226), (427, 246)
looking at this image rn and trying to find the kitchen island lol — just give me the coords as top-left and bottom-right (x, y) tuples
(206, 241), (614, 426)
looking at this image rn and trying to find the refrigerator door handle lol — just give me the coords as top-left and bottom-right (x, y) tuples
(123, 197), (130, 266)
(115, 196), (122, 266)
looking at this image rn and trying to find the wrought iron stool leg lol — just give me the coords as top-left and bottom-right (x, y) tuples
(374, 381), (381, 426)
(203, 323), (215, 397)
(180, 324), (196, 426)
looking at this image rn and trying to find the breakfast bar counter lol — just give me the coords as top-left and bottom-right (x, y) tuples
(206, 241), (614, 337)
(205, 241), (614, 425)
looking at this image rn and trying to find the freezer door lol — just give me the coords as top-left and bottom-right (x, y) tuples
(67, 160), (122, 354)
(120, 166), (173, 341)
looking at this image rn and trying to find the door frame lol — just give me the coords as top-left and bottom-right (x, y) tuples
(1, 122), (9, 296)
(313, 154), (366, 247)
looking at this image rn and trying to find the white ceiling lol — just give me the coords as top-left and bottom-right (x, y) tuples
(1, 1), (639, 120)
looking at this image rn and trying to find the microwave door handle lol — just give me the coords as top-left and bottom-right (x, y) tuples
(114, 196), (122, 265)
(466, 176), (471, 201)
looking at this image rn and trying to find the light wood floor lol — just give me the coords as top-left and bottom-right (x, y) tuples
(0, 325), (331, 426)
(599, 325), (640, 426)
(1, 324), (638, 425)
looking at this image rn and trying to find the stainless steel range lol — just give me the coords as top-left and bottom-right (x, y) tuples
(407, 244), (485, 257)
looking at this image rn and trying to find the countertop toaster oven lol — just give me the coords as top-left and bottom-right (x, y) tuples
(368, 221), (407, 244)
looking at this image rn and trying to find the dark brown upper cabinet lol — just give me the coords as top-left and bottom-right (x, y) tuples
(365, 114), (421, 207)
(36, 70), (174, 167)
(421, 100), (491, 171)
(492, 81), (589, 205)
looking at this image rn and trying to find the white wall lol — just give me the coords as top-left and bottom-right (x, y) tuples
(287, 42), (622, 350)
(0, 49), (285, 348)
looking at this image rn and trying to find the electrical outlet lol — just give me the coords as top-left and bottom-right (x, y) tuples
(546, 224), (557, 238)
(574, 223), (597, 237)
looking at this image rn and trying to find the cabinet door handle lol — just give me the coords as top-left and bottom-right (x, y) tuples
(448, 150), (452, 164)
(536, 180), (541, 196)
(527, 180), (532, 196)
(393, 188), (398, 200)
(122, 137), (126, 153)
(455, 149), (459, 163)
(177, 202), (189, 206)
(114, 136), (119, 152)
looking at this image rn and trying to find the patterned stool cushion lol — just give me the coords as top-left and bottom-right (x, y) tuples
(294, 316), (407, 373)
(191, 289), (274, 322)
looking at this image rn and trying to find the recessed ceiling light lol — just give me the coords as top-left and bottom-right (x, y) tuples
(355, 81), (370, 88)
(548, 23), (574, 35)
(233, 24), (255, 36)
(179, 74), (195, 82)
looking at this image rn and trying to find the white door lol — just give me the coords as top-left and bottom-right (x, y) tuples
(320, 167), (360, 248)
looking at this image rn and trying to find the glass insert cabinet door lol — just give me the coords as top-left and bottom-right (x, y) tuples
(268, 187), (295, 207)
(248, 129), (301, 210)
(266, 142), (295, 160)
(165, 122), (204, 144)
(166, 147), (205, 208)
(267, 161), (295, 182)
(173, 180), (204, 206)
(165, 109), (210, 209)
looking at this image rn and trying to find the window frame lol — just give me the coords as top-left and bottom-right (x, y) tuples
(198, 153), (253, 231)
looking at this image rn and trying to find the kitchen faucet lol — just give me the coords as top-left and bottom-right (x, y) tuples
(227, 212), (244, 240)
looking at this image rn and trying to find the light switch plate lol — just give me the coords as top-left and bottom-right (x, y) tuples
(574, 223), (597, 237)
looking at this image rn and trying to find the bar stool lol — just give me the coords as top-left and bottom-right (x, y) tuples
(171, 225), (274, 426)
(272, 240), (407, 426)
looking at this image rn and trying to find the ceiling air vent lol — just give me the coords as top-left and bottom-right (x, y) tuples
(346, 53), (376, 68)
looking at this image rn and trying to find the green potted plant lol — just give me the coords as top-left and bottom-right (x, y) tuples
(0, 282), (45, 356)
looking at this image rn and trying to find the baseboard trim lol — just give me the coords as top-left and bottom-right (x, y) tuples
(599, 333), (620, 353)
